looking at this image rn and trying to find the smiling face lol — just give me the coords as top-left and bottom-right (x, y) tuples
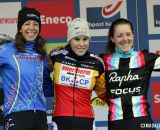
(19, 20), (39, 42)
(70, 36), (90, 56)
(111, 24), (134, 52)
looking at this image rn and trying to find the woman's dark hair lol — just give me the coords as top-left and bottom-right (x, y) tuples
(15, 32), (46, 60)
(105, 18), (134, 55)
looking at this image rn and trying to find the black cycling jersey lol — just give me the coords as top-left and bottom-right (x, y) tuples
(103, 49), (159, 130)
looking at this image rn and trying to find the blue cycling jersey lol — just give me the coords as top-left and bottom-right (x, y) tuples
(0, 42), (52, 117)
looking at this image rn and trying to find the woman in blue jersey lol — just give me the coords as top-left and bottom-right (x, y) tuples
(0, 34), (14, 127)
(103, 18), (160, 130)
(0, 7), (52, 130)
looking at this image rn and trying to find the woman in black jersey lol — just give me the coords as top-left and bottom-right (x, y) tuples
(102, 18), (160, 130)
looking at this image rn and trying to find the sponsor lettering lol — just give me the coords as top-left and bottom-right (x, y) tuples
(5, 83), (18, 108)
(91, 97), (108, 108)
(16, 55), (41, 61)
(62, 66), (91, 75)
(61, 75), (71, 83)
(27, 14), (39, 19)
(95, 99), (106, 106)
(154, 94), (160, 103)
(60, 75), (90, 89)
(79, 79), (89, 85)
(61, 75), (89, 86)
(41, 15), (72, 24)
(89, 21), (112, 29)
(109, 70), (140, 86)
(155, 20), (160, 26)
(0, 18), (17, 24)
(151, 82), (160, 119)
(110, 87), (141, 95)
(64, 56), (76, 62)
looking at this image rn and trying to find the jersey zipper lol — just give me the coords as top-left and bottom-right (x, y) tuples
(73, 61), (79, 116)
(34, 60), (36, 113)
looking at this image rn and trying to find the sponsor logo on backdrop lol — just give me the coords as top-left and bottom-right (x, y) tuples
(79, 0), (127, 36)
(151, 82), (160, 119)
(27, 1), (74, 38)
(41, 15), (72, 25)
(147, 0), (160, 34)
(154, 5), (160, 27)
(0, 2), (21, 37)
(102, 0), (123, 18)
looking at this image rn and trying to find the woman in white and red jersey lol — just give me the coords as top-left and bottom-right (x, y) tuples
(49, 18), (106, 130)
(103, 18), (160, 130)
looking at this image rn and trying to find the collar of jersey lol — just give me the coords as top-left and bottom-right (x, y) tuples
(67, 47), (90, 61)
(115, 46), (134, 58)
(25, 41), (36, 50)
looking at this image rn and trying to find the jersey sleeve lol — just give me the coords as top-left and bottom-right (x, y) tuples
(94, 60), (107, 102)
(49, 49), (61, 65)
(94, 72), (107, 102)
(143, 50), (160, 71)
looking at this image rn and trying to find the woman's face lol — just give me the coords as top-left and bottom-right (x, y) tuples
(70, 36), (90, 56)
(111, 24), (134, 52)
(20, 20), (39, 42)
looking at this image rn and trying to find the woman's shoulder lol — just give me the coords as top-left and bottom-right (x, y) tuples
(0, 42), (16, 53)
(90, 52), (103, 61)
(89, 52), (105, 67)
